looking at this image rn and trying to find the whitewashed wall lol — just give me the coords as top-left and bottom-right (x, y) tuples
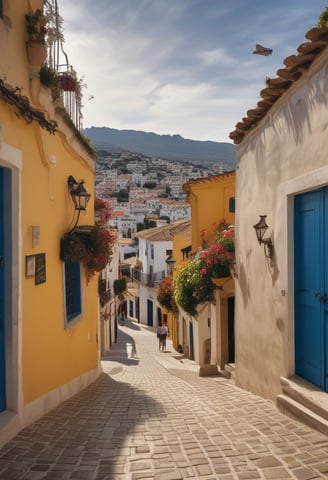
(235, 49), (328, 400)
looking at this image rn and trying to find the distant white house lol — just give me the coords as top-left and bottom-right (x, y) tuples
(159, 199), (191, 222)
(132, 220), (189, 327)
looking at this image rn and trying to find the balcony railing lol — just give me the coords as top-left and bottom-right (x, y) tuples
(133, 269), (165, 287)
(44, 1), (84, 130)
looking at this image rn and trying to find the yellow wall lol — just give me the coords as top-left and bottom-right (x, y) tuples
(0, 1), (99, 407)
(20, 121), (98, 404)
(182, 172), (236, 366)
(184, 173), (235, 251)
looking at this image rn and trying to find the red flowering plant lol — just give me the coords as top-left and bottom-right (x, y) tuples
(95, 197), (113, 223)
(81, 222), (116, 283)
(60, 197), (117, 283)
(199, 220), (235, 278)
(157, 276), (177, 312)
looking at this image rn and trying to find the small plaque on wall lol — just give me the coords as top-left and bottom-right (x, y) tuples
(25, 255), (35, 278)
(35, 253), (46, 285)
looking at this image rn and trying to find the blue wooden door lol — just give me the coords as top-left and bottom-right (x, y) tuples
(189, 322), (194, 360)
(147, 299), (153, 326)
(294, 189), (328, 391)
(136, 297), (140, 323)
(0, 168), (6, 411)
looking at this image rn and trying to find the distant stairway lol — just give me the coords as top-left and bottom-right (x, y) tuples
(277, 376), (328, 435)
(222, 363), (235, 380)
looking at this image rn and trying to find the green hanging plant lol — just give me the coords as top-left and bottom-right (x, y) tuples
(39, 64), (57, 88)
(174, 258), (216, 317)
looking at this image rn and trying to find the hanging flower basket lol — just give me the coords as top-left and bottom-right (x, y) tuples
(60, 223), (116, 283)
(199, 220), (235, 279)
(157, 276), (177, 312)
(60, 232), (87, 262)
(58, 73), (78, 92)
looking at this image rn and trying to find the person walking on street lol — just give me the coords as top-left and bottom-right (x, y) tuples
(157, 324), (162, 351)
(158, 323), (168, 352)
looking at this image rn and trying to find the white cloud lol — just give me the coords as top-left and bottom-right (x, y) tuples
(57, 0), (326, 142)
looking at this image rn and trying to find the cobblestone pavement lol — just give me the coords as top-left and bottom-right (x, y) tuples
(0, 319), (328, 480)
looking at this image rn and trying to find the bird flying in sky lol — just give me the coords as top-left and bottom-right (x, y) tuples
(253, 44), (273, 56)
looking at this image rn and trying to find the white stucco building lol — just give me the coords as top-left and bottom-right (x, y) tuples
(230, 24), (328, 431)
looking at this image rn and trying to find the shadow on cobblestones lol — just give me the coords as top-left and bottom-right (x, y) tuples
(102, 329), (140, 367)
(0, 373), (165, 480)
(122, 321), (142, 331)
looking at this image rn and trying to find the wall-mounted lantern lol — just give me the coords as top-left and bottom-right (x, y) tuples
(68, 175), (91, 211)
(67, 175), (91, 232)
(165, 254), (176, 277)
(253, 215), (273, 258)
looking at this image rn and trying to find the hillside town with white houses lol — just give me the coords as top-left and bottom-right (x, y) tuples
(95, 149), (231, 240)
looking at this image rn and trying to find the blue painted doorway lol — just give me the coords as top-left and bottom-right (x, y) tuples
(136, 297), (140, 323)
(294, 188), (328, 391)
(0, 167), (6, 411)
(147, 299), (153, 326)
(189, 322), (194, 361)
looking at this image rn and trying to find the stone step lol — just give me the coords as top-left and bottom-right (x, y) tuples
(276, 376), (328, 435)
(277, 393), (328, 435)
(222, 363), (235, 379)
(280, 376), (328, 420)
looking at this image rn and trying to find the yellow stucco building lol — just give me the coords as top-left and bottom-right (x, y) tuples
(164, 219), (191, 350)
(0, 1), (100, 447)
(181, 171), (236, 370)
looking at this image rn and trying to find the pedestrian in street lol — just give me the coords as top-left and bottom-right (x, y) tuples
(158, 323), (168, 352)
(157, 323), (162, 351)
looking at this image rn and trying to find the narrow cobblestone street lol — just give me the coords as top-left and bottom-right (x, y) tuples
(1, 319), (328, 480)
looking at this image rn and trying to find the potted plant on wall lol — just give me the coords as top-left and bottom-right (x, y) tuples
(25, 9), (47, 68)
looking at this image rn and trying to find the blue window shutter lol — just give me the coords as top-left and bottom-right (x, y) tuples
(229, 197), (235, 213)
(65, 261), (81, 321)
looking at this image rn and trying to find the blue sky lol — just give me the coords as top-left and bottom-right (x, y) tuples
(57, 1), (326, 142)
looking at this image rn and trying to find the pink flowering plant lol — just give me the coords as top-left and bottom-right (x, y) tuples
(199, 220), (235, 278)
(173, 219), (235, 317)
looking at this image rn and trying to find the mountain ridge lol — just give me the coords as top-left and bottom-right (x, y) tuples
(83, 126), (236, 167)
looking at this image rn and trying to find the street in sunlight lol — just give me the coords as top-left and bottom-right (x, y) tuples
(0, 319), (327, 480)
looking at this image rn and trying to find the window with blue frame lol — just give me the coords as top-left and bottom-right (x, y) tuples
(229, 197), (235, 213)
(64, 261), (81, 323)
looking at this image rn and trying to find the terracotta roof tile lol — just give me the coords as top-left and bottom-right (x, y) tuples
(135, 218), (191, 241)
